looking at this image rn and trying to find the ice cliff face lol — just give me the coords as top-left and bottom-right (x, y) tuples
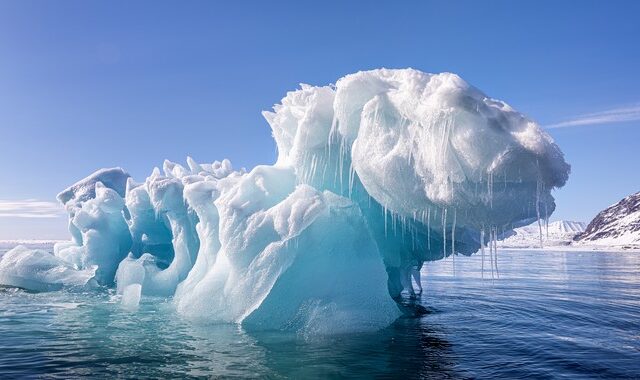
(575, 192), (640, 248)
(0, 69), (570, 333)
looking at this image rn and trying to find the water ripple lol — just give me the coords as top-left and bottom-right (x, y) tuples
(0, 249), (639, 378)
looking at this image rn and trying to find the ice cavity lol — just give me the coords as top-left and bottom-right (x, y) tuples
(0, 69), (570, 334)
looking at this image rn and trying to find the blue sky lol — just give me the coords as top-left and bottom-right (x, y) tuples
(0, 1), (639, 239)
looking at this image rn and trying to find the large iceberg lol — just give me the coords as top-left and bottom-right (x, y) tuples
(0, 69), (569, 333)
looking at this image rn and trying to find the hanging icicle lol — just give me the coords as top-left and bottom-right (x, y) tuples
(480, 228), (485, 279)
(451, 208), (456, 271)
(427, 207), (431, 251)
(489, 226), (495, 280)
(442, 208), (447, 260)
(493, 227), (499, 279)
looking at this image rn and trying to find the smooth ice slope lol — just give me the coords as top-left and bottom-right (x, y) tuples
(0, 69), (570, 333)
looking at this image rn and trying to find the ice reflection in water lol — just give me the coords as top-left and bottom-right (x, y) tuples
(1, 248), (639, 379)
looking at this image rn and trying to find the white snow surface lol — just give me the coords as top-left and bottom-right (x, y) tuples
(575, 192), (640, 248)
(498, 220), (586, 248)
(581, 223), (640, 247)
(0, 69), (570, 333)
(0, 240), (65, 251)
(0, 245), (96, 292)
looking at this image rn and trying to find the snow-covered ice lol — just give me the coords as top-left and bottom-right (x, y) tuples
(0, 245), (97, 292)
(0, 69), (570, 333)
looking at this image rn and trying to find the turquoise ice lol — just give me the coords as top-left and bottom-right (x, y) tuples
(0, 69), (569, 334)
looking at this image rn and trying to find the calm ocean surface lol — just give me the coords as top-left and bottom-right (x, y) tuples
(1, 245), (639, 379)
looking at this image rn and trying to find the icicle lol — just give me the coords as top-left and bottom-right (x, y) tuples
(348, 161), (356, 199)
(337, 136), (347, 194)
(391, 212), (395, 236)
(395, 214), (398, 238)
(442, 208), (447, 259)
(400, 215), (406, 240)
(395, 213), (399, 237)
(480, 228), (485, 279)
(494, 227), (498, 277)
(312, 154), (317, 184)
(451, 208), (456, 274)
(391, 212), (398, 236)
(487, 170), (494, 209)
(383, 205), (388, 237)
(321, 149), (329, 186)
(544, 199), (549, 240)
(493, 227), (500, 278)
(489, 226), (494, 279)
(494, 227), (499, 279)
(451, 208), (456, 257)
(427, 207), (431, 251)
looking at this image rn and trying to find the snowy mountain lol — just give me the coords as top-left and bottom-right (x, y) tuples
(574, 192), (640, 248)
(498, 220), (586, 248)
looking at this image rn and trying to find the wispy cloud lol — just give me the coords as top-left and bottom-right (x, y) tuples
(0, 199), (65, 218)
(545, 103), (640, 129)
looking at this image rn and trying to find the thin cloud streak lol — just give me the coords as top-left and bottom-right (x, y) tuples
(0, 200), (65, 218)
(545, 104), (640, 129)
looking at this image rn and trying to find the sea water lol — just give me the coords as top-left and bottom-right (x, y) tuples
(1, 245), (638, 379)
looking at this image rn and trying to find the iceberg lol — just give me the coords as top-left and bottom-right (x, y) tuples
(0, 69), (569, 333)
(0, 245), (97, 292)
(55, 171), (133, 286)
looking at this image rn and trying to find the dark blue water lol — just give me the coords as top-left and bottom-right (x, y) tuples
(1, 248), (639, 379)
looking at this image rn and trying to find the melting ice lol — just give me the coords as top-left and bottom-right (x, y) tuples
(0, 69), (569, 334)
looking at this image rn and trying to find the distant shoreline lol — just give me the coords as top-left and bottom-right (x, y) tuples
(1, 240), (637, 254)
(497, 245), (640, 253)
(0, 240), (66, 244)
